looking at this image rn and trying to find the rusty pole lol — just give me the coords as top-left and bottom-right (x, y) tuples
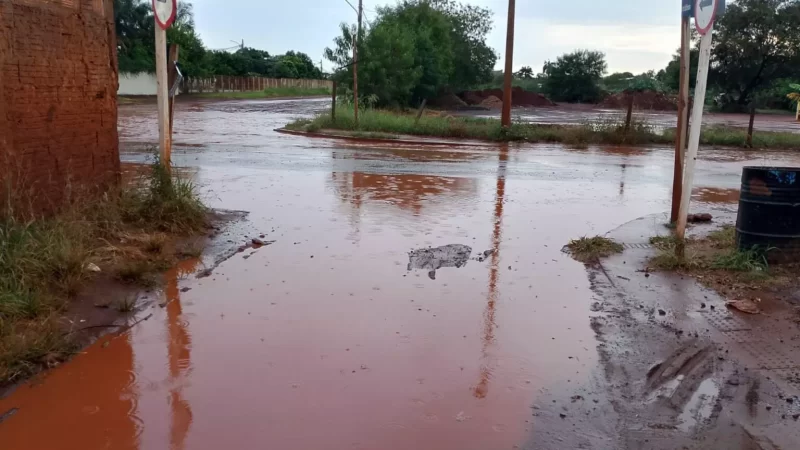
(670, 17), (690, 224)
(500, 0), (516, 128)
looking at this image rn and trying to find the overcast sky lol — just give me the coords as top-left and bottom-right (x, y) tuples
(190, 0), (683, 75)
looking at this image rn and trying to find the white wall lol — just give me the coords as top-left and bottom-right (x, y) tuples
(118, 72), (182, 96)
(118, 72), (157, 95)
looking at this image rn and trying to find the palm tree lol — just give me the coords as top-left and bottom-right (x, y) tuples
(788, 84), (800, 121)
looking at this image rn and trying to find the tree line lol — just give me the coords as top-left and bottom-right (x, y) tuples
(324, 0), (497, 107)
(326, 0), (799, 112)
(506, 0), (800, 112)
(115, 0), (323, 79)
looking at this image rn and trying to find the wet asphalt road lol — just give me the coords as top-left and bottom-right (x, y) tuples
(1, 98), (800, 450)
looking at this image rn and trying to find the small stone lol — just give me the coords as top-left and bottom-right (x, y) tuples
(658, 309), (666, 316)
(180, 287), (191, 292)
(701, 303), (706, 308)
(559, 413), (567, 419)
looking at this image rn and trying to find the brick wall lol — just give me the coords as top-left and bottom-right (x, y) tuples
(0, 0), (119, 216)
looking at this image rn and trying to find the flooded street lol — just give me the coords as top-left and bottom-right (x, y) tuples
(2, 98), (800, 449)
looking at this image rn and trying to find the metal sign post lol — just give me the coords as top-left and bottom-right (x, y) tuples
(153, 0), (177, 167)
(676, 0), (723, 241)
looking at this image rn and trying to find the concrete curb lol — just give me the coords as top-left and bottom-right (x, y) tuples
(274, 128), (498, 148)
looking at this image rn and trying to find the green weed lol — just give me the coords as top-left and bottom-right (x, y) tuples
(566, 236), (624, 263)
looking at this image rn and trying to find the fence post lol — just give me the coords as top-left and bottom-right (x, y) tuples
(331, 81), (337, 122)
(746, 104), (756, 148)
(624, 92), (634, 135)
(415, 98), (428, 125)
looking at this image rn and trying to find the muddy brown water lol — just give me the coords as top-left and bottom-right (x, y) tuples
(2, 98), (800, 450)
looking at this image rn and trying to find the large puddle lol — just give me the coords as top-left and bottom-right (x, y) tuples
(2, 98), (800, 450)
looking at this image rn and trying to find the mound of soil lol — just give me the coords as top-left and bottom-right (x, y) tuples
(601, 90), (677, 111)
(458, 87), (555, 107)
(480, 95), (503, 109)
(428, 92), (467, 110)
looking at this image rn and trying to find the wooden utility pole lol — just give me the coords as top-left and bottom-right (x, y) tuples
(670, 17), (691, 224)
(500, 0), (516, 127)
(155, 27), (170, 166)
(353, 0), (362, 126)
(167, 44), (180, 140)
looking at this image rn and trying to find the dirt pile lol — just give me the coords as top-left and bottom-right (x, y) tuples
(601, 90), (678, 111)
(428, 92), (467, 110)
(479, 95), (503, 109)
(458, 87), (555, 107)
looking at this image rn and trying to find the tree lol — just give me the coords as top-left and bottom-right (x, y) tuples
(660, 48), (699, 92)
(515, 66), (534, 79)
(323, 0), (498, 106)
(542, 50), (607, 103)
(602, 72), (634, 92)
(429, 0), (497, 89)
(710, 0), (800, 111)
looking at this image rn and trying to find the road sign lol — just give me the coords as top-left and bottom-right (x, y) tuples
(682, 0), (694, 18)
(153, 0), (177, 30)
(684, 0), (725, 19)
(695, 0), (719, 35)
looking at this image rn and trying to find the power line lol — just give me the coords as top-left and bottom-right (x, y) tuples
(344, 0), (358, 14)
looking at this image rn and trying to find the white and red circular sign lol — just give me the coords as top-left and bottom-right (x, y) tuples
(695, 0), (719, 35)
(153, 0), (177, 30)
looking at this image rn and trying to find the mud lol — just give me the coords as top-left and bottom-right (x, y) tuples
(408, 244), (472, 279)
(2, 97), (800, 449)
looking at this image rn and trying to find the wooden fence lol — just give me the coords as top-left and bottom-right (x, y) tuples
(182, 76), (333, 94)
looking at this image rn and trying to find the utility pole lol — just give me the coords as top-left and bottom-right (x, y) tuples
(670, 16), (690, 224)
(354, 0), (362, 126)
(500, 0), (516, 127)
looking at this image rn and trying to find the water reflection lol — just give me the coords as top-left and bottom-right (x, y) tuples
(329, 150), (478, 216)
(692, 186), (740, 204)
(473, 145), (508, 399)
(0, 323), (140, 449)
(164, 259), (199, 450)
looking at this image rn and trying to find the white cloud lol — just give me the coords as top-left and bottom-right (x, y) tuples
(492, 19), (680, 74)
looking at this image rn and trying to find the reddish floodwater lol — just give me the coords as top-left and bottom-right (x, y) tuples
(2, 99), (800, 450)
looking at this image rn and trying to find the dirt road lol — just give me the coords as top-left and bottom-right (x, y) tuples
(1, 98), (799, 449)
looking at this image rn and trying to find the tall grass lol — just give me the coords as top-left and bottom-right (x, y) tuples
(288, 107), (674, 146)
(288, 107), (800, 149)
(0, 157), (207, 384)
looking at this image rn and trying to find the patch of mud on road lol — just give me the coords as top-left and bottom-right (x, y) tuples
(408, 244), (472, 280)
(536, 213), (800, 449)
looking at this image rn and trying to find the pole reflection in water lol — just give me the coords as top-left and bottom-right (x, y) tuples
(163, 258), (200, 450)
(473, 144), (508, 399)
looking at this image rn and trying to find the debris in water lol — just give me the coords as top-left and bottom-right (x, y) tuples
(407, 244), (472, 280)
(455, 411), (472, 422)
(658, 309), (667, 316)
(0, 407), (19, 424)
(473, 249), (494, 262)
(726, 298), (761, 315)
(180, 287), (191, 293)
(687, 213), (713, 223)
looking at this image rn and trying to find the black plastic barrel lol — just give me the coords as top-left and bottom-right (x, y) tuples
(735, 166), (800, 262)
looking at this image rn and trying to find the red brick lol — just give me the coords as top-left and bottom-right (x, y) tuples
(1, 0), (119, 216)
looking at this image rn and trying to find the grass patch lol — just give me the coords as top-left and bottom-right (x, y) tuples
(287, 107), (800, 149)
(0, 156), (208, 385)
(566, 236), (624, 263)
(646, 225), (791, 303)
(195, 87), (330, 100)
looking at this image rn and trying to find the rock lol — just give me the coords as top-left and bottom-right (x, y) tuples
(726, 298), (761, 315)
(687, 213), (713, 223)
(180, 287), (191, 293)
(658, 309), (667, 316)
(85, 263), (101, 273)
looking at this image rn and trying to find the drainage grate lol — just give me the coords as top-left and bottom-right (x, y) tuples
(623, 243), (653, 249)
